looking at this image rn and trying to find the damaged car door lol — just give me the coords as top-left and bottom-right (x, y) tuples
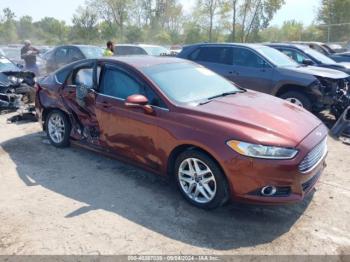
(95, 63), (167, 170)
(61, 61), (101, 145)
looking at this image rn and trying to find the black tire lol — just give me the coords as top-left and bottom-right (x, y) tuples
(45, 110), (71, 148)
(174, 150), (230, 210)
(279, 91), (312, 111)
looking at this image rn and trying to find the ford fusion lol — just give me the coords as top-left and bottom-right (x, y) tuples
(35, 57), (328, 209)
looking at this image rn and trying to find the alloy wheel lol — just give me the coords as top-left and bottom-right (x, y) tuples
(48, 113), (66, 144)
(178, 158), (217, 204)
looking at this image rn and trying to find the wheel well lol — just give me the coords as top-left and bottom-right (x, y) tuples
(275, 84), (309, 98)
(42, 108), (68, 130)
(167, 144), (226, 179)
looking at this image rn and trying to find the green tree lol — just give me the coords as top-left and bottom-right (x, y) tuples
(17, 16), (35, 40)
(72, 6), (99, 43)
(125, 25), (144, 43)
(238, 0), (285, 42)
(280, 20), (303, 41)
(195, 0), (221, 42)
(318, 0), (350, 42)
(89, 0), (132, 41)
(37, 17), (68, 44)
(0, 8), (18, 43)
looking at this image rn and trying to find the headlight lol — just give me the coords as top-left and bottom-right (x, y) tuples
(227, 140), (298, 160)
(7, 76), (23, 85)
(8, 75), (18, 83)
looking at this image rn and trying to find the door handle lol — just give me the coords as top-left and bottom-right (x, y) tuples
(229, 71), (239, 76)
(101, 101), (111, 108)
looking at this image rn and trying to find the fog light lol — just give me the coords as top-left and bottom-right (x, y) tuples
(261, 186), (277, 197)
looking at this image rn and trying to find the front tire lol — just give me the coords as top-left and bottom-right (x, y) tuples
(279, 91), (312, 111)
(46, 110), (71, 148)
(174, 150), (229, 209)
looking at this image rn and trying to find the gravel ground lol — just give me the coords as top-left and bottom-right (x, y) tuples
(0, 113), (349, 256)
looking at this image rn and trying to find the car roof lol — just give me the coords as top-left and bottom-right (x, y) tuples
(267, 43), (309, 50)
(101, 56), (187, 69)
(185, 42), (268, 49)
(115, 44), (164, 48)
(55, 44), (100, 49)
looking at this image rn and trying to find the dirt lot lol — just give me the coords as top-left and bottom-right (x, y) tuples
(0, 112), (349, 256)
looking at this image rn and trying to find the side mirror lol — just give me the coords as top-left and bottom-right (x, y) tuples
(17, 63), (24, 69)
(125, 94), (154, 114)
(302, 59), (314, 66)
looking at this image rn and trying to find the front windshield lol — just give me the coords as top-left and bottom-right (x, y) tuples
(304, 48), (336, 64)
(258, 46), (297, 67)
(0, 57), (19, 71)
(142, 46), (169, 56)
(142, 63), (240, 104)
(80, 46), (103, 59)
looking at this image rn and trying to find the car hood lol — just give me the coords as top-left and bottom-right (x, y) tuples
(188, 91), (323, 147)
(336, 52), (350, 57)
(287, 65), (348, 79)
(337, 62), (350, 69)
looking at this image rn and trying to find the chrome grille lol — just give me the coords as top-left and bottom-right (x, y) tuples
(299, 139), (327, 173)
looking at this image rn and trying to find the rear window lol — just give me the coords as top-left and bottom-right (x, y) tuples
(115, 46), (148, 56)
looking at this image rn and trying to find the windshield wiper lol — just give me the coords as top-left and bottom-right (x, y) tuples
(199, 90), (245, 105)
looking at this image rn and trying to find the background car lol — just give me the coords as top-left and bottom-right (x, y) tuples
(115, 44), (171, 56)
(178, 43), (349, 112)
(267, 43), (350, 75)
(169, 45), (183, 56)
(44, 45), (103, 74)
(0, 55), (35, 110)
(295, 41), (350, 63)
(1, 46), (22, 65)
(1, 45), (47, 75)
(36, 56), (328, 209)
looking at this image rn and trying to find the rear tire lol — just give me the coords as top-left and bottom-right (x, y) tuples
(279, 91), (312, 111)
(46, 110), (71, 148)
(174, 150), (229, 210)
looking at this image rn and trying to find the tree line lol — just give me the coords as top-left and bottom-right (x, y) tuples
(0, 0), (349, 46)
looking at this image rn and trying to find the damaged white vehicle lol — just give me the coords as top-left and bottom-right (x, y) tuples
(0, 56), (36, 111)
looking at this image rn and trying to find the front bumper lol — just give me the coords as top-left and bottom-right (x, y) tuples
(222, 124), (328, 204)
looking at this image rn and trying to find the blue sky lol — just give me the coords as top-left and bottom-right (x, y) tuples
(0, 0), (320, 26)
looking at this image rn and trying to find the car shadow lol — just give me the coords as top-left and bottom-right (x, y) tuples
(1, 132), (314, 251)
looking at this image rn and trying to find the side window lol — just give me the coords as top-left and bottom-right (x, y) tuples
(295, 51), (308, 64)
(279, 49), (295, 60)
(74, 68), (94, 89)
(115, 46), (128, 56)
(100, 67), (142, 99)
(310, 44), (326, 55)
(69, 48), (84, 61)
(55, 67), (71, 83)
(190, 47), (233, 65)
(144, 87), (167, 108)
(99, 66), (167, 108)
(133, 47), (147, 55)
(233, 48), (265, 68)
(55, 48), (69, 62)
